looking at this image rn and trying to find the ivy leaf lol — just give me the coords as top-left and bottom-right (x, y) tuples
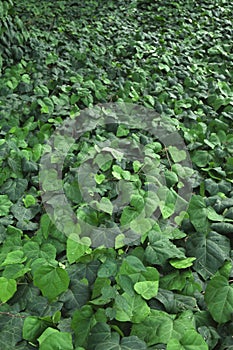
(71, 305), (95, 347)
(169, 257), (196, 269)
(38, 327), (73, 350)
(23, 316), (49, 343)
(94, 174), (105, 184)
(38, 97), (54, 114)
(0, 277), (17, 302)
(96, 197), (113, 215)
(67, 236), (91, 264)
(120, 207), (139, 226)
(168, 146), (186, 162)
(167, 329), (208, 350)
(134, 280), (159, 300)
(33, 265), (70, 301)
(205, 275), (233, 323)
(0, 178), (28, 201)
(0, 195), (12, 216)
(114, 292), (150, 323)
(96, 333), (147, 350)
(145, 231), (185, 265)
(186, 231), (230, 279)
(23, 195), (36, 208)
(1, 250), (26, 266)
(188, 195), (209, 233)
(131, 309), (174, 345)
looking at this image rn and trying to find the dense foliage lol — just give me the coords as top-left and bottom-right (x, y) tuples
(0, 0), (233, 349)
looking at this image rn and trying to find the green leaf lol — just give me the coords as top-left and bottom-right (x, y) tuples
(168, 146), (186, 162)
(186, 231), (230, 279)
(96, 334), (147, 350)
(114, 292), (150, 323)
(205, 275), (233, 323)
(71, 305), (95, 347)
(98, 259), (118, 278)
(0, 195), (12, 216)
(145, 231), (185, 265)
(130, 217), (153, 236)
(119, 256), (147, 275)
(188, 195), (209, 232)
(160, 271), (192, 291)
(167, 329), (208, 350)
(130, 194), (144, 212)
(117, 125), (130, 137)
(192, 150), (209, 167)
(38, 327), (73, 350)
(133, 160), (143, 173)
(134, 280), (159, 300)
(94, 174), (105, 184)
(94, 153), (113, 171)
(67, 236), (91, 264)
(0, 277), (17, 302)
(120, 207), (139, 226)
(33, 265), (70, 301)
(96, 197), (113, 215)
(23, 316), (49, 342)
(1, 250), (26, 266)
(169, 257), (196, 269)
(38, 97), (54, 114)
(207, 207), (224, 221)
(131, 309), (174, 345)
(0, 178), (28, 201)
(23, 195), (36, 208)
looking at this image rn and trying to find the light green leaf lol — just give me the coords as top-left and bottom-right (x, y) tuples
(38, 327), (73, 350)
(67, 236), (91, 264)
(168, 146), (186, 162)
(130, 218), (153, 236)
(23, 194), (36, 208)
(23, 316), (49, 343)
(117, 125), (129, 137)
(133, 160), (143, 173)
(96, 197), (113, 215)
(134, 280), (159, 300)
(1, 250), (26, 266)
(0, 195), (12, 216)
(167, 329), (208, 350)
(169, 257), (196, 269)
(95, 174), (105, 184)
(0, 277), (17, 302)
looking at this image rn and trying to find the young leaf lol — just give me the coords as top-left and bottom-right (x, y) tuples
(96, 197), (113, 215)
(0, 277), (17, 302)
(168, 146), (186, 162)
(134, 280), (159, 300)
(38, 328), (73, 350)
(169, 257), (196, 269)
(0, 195), (12, 216)
(167, 329), (208, 350)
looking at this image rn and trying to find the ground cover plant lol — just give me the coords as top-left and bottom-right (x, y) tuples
(0, 0), (233, 349)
